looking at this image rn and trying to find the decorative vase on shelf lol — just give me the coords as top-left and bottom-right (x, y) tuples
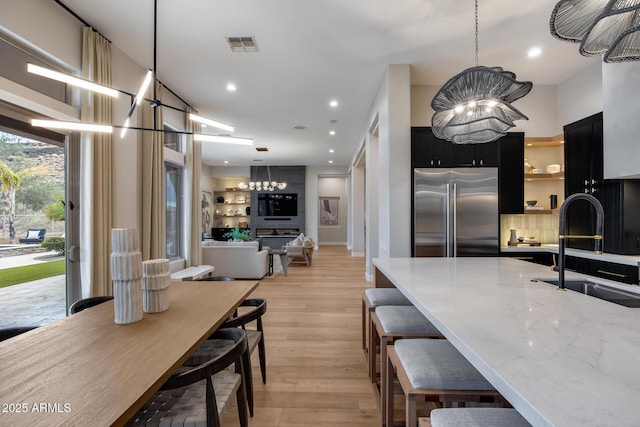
(509, 229), (517, 243)
(142, 259), (170, 313)
(110, 228), (143, 324)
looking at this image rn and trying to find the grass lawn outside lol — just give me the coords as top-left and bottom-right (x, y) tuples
(0, 259), (66, 288)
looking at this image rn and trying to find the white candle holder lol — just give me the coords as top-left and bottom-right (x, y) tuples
(142, 259), (170, 313)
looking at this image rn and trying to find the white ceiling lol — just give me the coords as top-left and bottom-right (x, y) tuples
(59, 0), (600, 168)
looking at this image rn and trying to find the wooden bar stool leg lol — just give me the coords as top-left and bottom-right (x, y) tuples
(369, 312), (379, 380)
(385, 347), (395, 427)
(406, 394), (418, 427)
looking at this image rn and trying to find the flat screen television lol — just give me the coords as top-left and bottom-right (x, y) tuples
(257, 193), (297, 216)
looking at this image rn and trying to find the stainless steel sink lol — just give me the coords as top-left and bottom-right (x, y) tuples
(532, 278), (640, 308)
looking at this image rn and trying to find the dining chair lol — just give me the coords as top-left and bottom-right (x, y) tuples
(0, 326), (38, 342)
(68, 296), (114, 314)
(186, 297), (267, 417)
(127, 328), (249, 427)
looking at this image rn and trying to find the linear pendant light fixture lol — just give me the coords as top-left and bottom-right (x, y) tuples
(31, 119), (113, 133)
(120, 69), (154, 138)
(27, 63), (120, 98)
(188, 113), (235, 133)
(193, 134), (253, 145)
(27, 0), (251, 146)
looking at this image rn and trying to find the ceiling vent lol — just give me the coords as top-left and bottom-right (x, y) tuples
(226, 37), (259, 52)
(255, 147), (268, 152)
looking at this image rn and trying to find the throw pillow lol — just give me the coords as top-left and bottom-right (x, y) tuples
(292, 233), (305, 246)
(27, 230), (41, 240)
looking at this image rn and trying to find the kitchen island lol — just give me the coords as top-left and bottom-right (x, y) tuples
(373, 257), (640, 426)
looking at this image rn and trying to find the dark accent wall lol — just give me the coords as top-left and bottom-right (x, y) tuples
(251, 166), (306, 247)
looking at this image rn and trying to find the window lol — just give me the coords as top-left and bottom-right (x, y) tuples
(165, 163), (181, 259)
(164, 126), (181, 151)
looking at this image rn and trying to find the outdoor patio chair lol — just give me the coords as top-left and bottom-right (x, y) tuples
(19, 228), (46, 244)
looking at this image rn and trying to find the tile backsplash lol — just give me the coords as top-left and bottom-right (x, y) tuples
(501, 214), (559, 245)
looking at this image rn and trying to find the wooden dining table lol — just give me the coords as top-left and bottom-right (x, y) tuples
(0, 280), (259, 427)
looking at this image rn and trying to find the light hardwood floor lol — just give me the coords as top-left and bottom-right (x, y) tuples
(221, 245), (379, 426)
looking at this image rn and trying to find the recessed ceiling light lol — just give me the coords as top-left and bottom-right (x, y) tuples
(528, 47), (542, 58)
(226, 83), (237, 92)
(527, 143), (533, 146)
(224, 160), (229, 164)
(329, 149), (335, 153)
(329, 100), (338, 108)
(329, 160), (333, 164)
(329, 130), (336, 136)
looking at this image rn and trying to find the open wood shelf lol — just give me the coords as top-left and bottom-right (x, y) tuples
(524, 209), (553, 214)
(524, 172), (564, 181)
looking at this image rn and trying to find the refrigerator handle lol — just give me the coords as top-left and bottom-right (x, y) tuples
(446, 183), (451, 257)
(452, 182), (457, 257)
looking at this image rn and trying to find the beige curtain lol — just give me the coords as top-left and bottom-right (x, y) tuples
(186, 106), (202, 266)
(80, 27), (113, 297)
(141, 82), (165, 260)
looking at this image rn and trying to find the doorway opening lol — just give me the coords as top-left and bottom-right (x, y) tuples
(0, 123), (67, 326)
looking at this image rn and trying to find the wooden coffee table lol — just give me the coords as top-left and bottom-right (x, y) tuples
(268, 248), (288, 277)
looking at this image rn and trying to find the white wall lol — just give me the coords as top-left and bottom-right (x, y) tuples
(350, 155), (366, 257)
(556, 61), (603, 129)
(0, 0), (82, 72)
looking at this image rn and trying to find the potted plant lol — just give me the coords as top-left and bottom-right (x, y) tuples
(223, 226), (253, 242)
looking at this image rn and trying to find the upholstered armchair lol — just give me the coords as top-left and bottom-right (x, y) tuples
(285, 234), (314, 266)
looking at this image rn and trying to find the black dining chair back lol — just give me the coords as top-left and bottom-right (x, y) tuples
(0, 326), (38, 342)
(68, 296), (114, 314)
(127, 328), (249, 427)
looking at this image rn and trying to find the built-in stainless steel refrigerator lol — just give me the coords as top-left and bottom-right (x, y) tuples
(413, 168), (499, 257)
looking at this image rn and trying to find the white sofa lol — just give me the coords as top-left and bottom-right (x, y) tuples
(201, 240), (269, 279)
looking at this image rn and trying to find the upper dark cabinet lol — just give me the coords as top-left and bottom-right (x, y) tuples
(564, 112), (640, 254)
(564, 112), (603, 196)
(498, 133), (525, 214)
(411, 127), (499, 168)
(411, 127), (454, 168)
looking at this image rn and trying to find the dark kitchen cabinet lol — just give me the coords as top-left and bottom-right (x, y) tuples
(564, 112), (640, 254)
(454, 141), (499, 167)
(503, 251), (554, 267)
(411, 127), (454, 168)
(565, 256), (638, 285)
(564, 113), (603, 251)
(411, 127), (498, 168)
(498, 133), (524, 214)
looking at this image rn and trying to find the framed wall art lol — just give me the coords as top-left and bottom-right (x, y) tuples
(319, 197), (339, 226)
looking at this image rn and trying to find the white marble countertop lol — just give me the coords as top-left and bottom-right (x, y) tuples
(373, 257), (640, 427)
(501, 244), (640, 266)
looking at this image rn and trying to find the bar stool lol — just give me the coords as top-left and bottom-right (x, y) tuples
(372, 306), (444, 425)
(362, 288), (412, 370)
(386, 339), (503, 427)
(428, 408), (531, 426)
